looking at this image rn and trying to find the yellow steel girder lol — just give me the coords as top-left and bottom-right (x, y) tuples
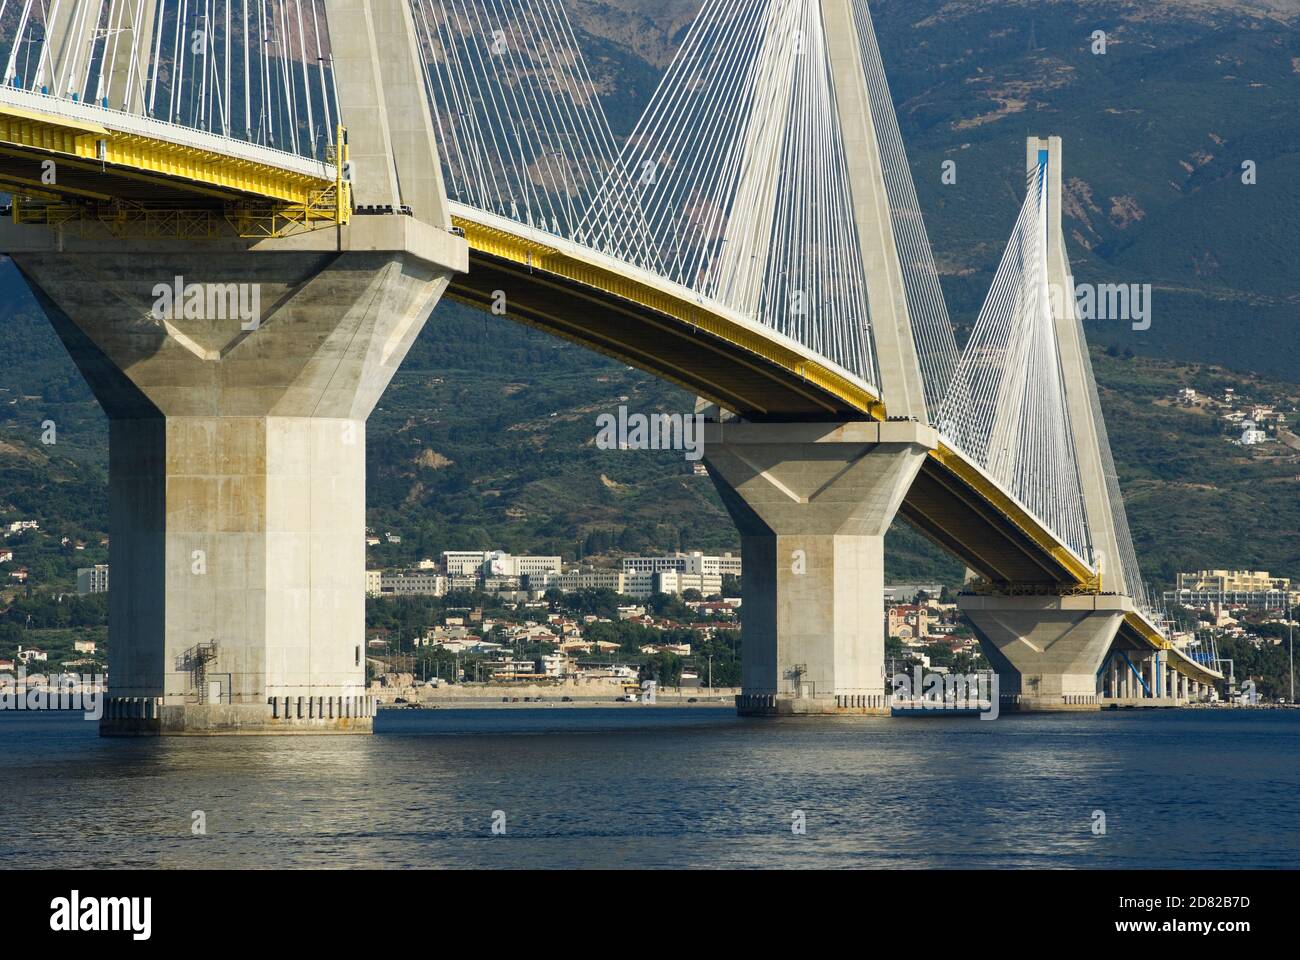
(0, 100), (350, 232)
(452, 214), (888, 421)
(927, 441), (1098, 589)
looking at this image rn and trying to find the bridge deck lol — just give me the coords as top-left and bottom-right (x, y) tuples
(448, 207), (885, 421)
(0, 89), (345, 234)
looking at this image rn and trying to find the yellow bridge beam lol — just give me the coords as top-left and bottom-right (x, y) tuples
(0, 100), (350, 234)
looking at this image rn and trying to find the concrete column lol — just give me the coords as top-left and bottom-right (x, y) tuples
(961, 595), (1132, 711)
(42, 0), (103, 99)
(1029, 136), (1127, 597)
(8, 223), (465, 734)
(107, 0), (160, 113)
(704, 420), (936, 716)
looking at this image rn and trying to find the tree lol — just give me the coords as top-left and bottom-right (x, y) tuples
(640, 651), (683, 686)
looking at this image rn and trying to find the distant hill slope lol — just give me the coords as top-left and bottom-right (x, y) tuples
(2, 0), (1296, 596)
(2, 280), (1296, 593)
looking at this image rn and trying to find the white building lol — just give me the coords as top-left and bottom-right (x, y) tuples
(537, 567), (721, 599)
(654, 570), (723, 597)
(1240, 422), (1268, 445)
(443, 551), (563, 580)
(365, 570), (383, 597)
(5, 520), (39, 536)
(622, 551), (741, 578)
(76, 565), (109, 596)
(538, 569), (656, 599)
(442, 551), (489, 576)
(537, 653), (571, 678)
(487, 551), (562, 579)
(379, 572), (447, 597)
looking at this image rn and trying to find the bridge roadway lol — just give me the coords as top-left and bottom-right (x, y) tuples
(0, 89), (1221, 689)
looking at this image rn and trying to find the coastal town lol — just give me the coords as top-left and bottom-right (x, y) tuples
(1, 515), (1296, 707)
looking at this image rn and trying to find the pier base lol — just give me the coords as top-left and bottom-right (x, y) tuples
(959, 594), (1132, 712)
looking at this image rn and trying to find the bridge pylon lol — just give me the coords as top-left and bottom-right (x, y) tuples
(958, 137), (1131, 712)
(699, 0), (937, 716)
(2, 0), (467, 734)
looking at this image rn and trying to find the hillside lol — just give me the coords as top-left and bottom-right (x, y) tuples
(2, 286), (1297, 605)
(2, 0), (1297, 605)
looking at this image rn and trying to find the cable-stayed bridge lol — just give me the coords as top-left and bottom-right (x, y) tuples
(0, 0), (1220, 733)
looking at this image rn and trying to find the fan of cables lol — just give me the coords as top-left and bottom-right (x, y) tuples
(0, 0), (340, 158)
(938, 162), (1093, 563)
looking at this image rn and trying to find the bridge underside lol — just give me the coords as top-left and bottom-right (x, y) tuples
(449, 249), (871, 421)
(901, 449), (1091, 588)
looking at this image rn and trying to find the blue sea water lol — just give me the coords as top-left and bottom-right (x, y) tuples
(1, 707), (1296, 869)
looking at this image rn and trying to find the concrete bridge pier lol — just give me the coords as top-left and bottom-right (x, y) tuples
(703, 420), (936, 716)
(8, 224), (465, 735)
(958, 594), (1133, 711)
(0, 0), (468, 734)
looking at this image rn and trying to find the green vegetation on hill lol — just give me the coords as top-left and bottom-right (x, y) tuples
(1092, 351), (1300, 585)
(2, 0), (1297, 633)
